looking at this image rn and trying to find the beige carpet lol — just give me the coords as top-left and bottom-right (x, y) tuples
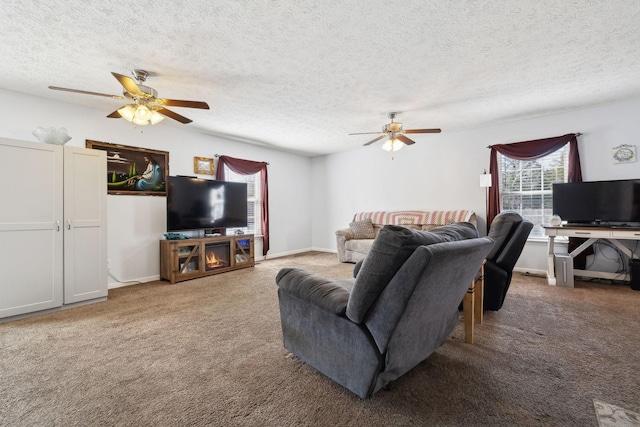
(1, 251), (639, 426)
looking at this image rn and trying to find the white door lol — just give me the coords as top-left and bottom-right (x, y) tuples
(63, 146), (107, 304)
(0, 138), (64, 318)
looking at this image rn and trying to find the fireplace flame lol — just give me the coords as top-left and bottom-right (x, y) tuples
(206, 251), (228, 269)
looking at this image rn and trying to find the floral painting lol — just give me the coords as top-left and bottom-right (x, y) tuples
(86, 140), (169, 195)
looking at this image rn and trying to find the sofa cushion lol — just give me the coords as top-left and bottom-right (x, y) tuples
(349, 218), (376, 239)
(344, 239), (375, 255)
(345, 222), (478, 323)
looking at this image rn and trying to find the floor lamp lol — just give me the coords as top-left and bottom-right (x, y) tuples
(479, 171), (492, 235)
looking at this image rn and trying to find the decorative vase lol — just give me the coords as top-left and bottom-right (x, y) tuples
(33, 127), (72, 145)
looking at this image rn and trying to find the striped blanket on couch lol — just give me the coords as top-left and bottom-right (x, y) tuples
(336, 210), (476, 263)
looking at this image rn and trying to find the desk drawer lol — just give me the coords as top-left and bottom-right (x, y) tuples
(612, 230), (640, 239)
(555, 229), (611, 238)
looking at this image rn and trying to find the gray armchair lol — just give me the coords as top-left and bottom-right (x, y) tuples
(276, 224), (493, 398)
(483, 211), (533, 311)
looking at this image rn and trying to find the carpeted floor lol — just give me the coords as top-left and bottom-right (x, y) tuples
(1, 251), (639, 426)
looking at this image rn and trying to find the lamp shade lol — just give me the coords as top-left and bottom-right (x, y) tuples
(150, 110), (165, 125)
(117, 105), (136, 122)
(479, 173), (492, 188)
(132, 105), (151, 125)
(381, 138), (405, 152)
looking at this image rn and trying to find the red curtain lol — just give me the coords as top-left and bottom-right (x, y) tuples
(215, 155), (270, 256)
(488, 133), (582, 228)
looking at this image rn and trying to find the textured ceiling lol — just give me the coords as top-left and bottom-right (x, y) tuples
(2, 1), (640, 156)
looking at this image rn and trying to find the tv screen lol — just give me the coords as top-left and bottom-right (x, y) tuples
(167, 176), (248, 231)
(552, 179), (640, 226)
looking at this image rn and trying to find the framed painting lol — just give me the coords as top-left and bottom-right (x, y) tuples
(86, 140), (169, 196)
(194, 156), (214, 174)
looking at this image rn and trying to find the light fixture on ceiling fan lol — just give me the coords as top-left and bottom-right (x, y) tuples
(112, 69), (166, 125)
(49, 69), (210, 126)
(116, 103), (164, 126)
(350, 112), (441, 154)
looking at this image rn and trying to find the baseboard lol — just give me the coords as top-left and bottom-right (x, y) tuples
(108, 274), (160, 290)
(309, 247), (337, 253)
(258, 247), (335, 261)
(259, 248), (313, 260)
(513, 267), (547, 277)
(0, 296), (107, 324)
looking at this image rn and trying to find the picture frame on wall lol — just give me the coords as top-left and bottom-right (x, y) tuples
(612, 144), (636, 164)
(86, 140), (169, 196)
(194, 156), (214, 175)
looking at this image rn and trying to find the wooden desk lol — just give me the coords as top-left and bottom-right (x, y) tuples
(463, 261), (485, 344)
(543, 225), (640, 285)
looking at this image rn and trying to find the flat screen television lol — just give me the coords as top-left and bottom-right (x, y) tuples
(552, 179), (640, 226)
(166, 176), (248, 231)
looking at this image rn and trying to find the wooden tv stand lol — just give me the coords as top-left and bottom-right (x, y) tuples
(160, 235), (254, 284)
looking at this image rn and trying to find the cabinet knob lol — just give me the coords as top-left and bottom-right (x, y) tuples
(67, 219), (71, 230)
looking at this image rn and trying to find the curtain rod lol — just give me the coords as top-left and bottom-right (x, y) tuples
(214, 154), (270, 165)
(486, 132), (582, 149)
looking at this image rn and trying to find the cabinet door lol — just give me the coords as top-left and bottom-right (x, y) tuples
(175, 242), (203, 281)
(63, 147), (107, 303)
(0, 138), (64, 318)
(233, 236), (254, 267)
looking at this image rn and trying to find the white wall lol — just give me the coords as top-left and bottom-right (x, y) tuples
(2, 87), (639, 284)
(0, 88), (313, 286)
(312, 98), (640, 274)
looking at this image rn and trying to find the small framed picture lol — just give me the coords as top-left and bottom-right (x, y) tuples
(194, 156), (214, 174)
(612, 144), (636, 164)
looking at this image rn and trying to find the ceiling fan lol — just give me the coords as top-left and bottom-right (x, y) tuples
(48, 69), (210, 125)
(350, 112), (441, 152)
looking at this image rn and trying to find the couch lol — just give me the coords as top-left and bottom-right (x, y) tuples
(335, 210), (477, 263)
(277, 223), (493, 398)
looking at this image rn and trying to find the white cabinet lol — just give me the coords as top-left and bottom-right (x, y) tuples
(0, 138), (107, 319)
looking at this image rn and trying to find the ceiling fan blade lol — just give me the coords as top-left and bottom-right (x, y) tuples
(111, 72), (142, 95)
(158, 98), (210, 109)
(157, 108), (193, 124)
(404, 128), (442, 134)
(48, 86), (125, 100)
(106, 109), (123, 118)
(363, 135), (386, 146)
(397, 134), (416, 145)
(349, 132), (383, 135)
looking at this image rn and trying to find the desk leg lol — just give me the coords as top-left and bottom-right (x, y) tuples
(547, 235), (557, 285)
(463, 280), (475, 344)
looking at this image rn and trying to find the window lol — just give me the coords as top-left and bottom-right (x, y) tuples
(224, 166), (261, 235)
(499, 144), (569, 237)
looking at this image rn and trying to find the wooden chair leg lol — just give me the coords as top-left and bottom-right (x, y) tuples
(463, 280), (474, 344)
(474, 263), (485, 325)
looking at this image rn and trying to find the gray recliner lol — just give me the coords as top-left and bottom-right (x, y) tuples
(483, 211), (533, 311)
(276, 223), (493, 398)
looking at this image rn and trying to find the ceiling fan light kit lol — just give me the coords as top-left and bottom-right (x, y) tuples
(48, 69), (209, 126)
(117, 104), (165, 126)
(381, 138), (405, 152)
(350, 112), (441, 154)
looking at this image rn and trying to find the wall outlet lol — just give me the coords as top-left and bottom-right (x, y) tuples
(107, 259), (111, 271)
